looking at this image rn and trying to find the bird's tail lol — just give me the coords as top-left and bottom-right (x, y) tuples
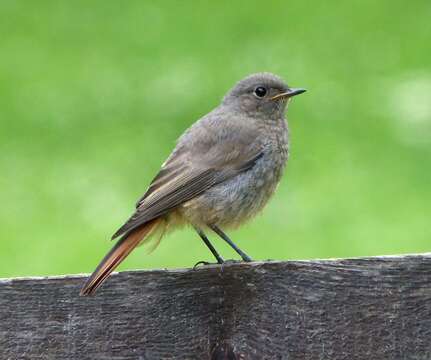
(80, 218), (162, 296)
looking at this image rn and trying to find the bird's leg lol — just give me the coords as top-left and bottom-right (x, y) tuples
(210, 224), (253, 262)
(193, 226), (224, 267)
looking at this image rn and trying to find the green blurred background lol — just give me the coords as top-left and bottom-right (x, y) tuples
(1, 1), (430, 278)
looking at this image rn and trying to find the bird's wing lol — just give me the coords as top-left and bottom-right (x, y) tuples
(112, 116), (263, 239)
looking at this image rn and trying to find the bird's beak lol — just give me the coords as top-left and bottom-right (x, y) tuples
(270, 88), (307, 101)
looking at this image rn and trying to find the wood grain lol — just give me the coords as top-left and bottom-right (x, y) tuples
(1, 255), (431, 359)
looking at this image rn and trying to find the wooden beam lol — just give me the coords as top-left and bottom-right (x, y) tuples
(1, 255), (431, 359)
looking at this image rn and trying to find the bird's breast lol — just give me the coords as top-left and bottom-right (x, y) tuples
(180, 125), (289, 228)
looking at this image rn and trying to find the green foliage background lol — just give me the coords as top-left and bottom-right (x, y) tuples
(1, 1), (430, 277)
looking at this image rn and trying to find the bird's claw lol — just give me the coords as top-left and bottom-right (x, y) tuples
(193, 260), (214, 269)
(193, 258), (251, 269)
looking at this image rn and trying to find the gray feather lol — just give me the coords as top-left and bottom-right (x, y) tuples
(112, 110), (264, 239)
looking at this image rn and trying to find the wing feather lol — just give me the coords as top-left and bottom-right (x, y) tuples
(112, 113), (264, 239)
(112, 152), (262, 239)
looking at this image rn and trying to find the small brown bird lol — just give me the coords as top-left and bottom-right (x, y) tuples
(80, 72), (305, 295)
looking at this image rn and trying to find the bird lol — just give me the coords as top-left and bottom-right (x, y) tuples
(80, 72), (306, 295)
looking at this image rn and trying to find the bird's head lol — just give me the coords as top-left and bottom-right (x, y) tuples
(222, 72), (306, 118)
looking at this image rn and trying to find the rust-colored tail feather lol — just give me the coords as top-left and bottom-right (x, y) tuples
(80, 219), (160, 296)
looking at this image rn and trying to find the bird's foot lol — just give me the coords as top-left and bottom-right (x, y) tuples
(193, 258), (252, 269)
(193, 259), (224, 269)
(193, 260), (212, 269)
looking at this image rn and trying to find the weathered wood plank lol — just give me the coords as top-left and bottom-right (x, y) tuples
(1, 255), (431, 359)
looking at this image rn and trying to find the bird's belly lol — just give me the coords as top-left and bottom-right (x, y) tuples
(180, 151), (287, 228)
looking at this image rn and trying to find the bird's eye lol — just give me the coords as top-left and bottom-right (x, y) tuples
(254, 86), (267, 98)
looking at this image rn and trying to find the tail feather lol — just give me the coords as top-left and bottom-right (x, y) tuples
(80, 218), (160, 296)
